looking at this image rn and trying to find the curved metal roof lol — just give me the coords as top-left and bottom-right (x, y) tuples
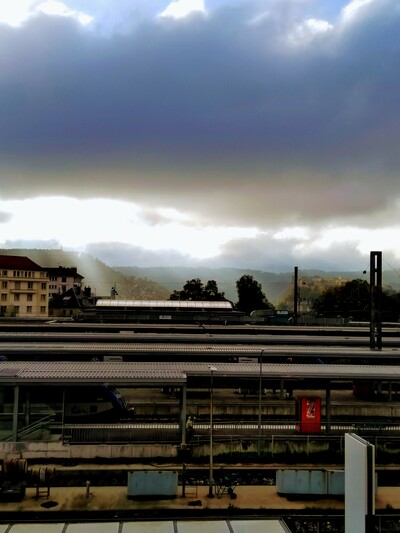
(96, 299), (233, 309)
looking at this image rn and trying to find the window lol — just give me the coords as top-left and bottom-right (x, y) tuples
(14, 281), (20, 290)
(40, 306), (46, 314)
(62, 277), (67, 282)
(40, 294), (46, 301)
(0, 306), (6, 313)
(14, 294), (20, 302)
(13, 306), (19, 314)
(2, 281), (7, 289)
(27, 294), (33, 302)
(28, 282), (33, 289)
(2, 270), (7, 276)
(13, 271), (20, 277)
(1, 294), (7, 301)
(41, 283), (46, 290)
(27, 306), (32, 313)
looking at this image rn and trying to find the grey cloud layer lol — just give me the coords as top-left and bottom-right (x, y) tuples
(1, 0), (399, 226)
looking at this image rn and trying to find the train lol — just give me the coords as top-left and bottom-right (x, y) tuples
(61, 385), (135, 422)
(1, 384), (135, 423)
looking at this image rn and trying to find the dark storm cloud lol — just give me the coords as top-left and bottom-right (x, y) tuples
(1, 0), (400, 226)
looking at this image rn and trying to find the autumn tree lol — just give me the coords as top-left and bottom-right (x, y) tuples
(235, 274), (274, 315)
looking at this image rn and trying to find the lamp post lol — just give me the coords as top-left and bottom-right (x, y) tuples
(208, 365), (218, 498)
(258, 349), (266, 456)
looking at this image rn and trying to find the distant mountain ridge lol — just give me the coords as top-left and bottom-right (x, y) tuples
(0, 249), (170, 300)
(1, 249), (399, 305)
(115, 266), (400, 305)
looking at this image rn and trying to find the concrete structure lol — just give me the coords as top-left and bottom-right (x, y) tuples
(0, 255), (49, 318)
(345, 433), (375, 532)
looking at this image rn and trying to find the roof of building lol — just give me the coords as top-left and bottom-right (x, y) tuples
(0, 361), (400, 385)
(0, 254), (44, 271)
(45, 266), (84, 279)
(49, 287), (94, 309)
(96, 300), (234, 310)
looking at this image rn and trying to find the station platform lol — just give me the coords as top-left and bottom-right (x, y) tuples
(0, 482), (399, 513)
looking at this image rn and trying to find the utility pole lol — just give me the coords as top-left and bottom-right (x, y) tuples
(293, 266), (299, 326)
(370, 251), (382, 350)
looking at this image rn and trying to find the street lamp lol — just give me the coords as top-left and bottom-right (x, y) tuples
(258, 349), (266, 456)
(208, 365), (218, 498)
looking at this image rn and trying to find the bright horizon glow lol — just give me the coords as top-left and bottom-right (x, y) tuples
(1, 196), (400, 267)
(0, 197), (259, 260)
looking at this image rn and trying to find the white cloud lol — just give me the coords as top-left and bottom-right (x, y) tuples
(288, 17), (333, 46)
(341, 0), (375, 24)
(159, 0), (205, 19)
(0, 0), (34, 26)
(274, 227), (310, 241)
(36, 1), (93, 25)
(0, 0), (93, 27)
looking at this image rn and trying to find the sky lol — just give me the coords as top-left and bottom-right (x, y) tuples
(0, 0), (400, 273)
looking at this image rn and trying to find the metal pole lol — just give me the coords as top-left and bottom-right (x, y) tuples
(208, 366), (217, 498)
(293, 266), (299, 326)
(12, 385), (19, 442)
(370, 251), (382, 350)
(258, 349), (265, 456)
(181, 385), (187, 447)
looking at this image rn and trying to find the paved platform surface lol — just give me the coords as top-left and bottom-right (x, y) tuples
(0, 484), (399, 513)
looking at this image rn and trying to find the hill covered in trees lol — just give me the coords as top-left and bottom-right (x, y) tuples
(116, 266), (400, 307)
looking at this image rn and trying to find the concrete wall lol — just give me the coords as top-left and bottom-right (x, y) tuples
(0, 441), (180, 461)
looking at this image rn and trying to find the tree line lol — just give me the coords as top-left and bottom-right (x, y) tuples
(170, 275), (274, 315)
(170, 276), (400, 321)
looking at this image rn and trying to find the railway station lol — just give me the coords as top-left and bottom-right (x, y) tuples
(1, 318), (400, 531)
(1, 360), (400, 461)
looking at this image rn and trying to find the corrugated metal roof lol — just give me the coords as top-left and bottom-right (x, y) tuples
(0, 342), (393, 355)
(1, 361), (400, 383)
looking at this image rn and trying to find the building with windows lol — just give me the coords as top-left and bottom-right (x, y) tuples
(0, 255), (49, 318)
(46, 266), (84, 300)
